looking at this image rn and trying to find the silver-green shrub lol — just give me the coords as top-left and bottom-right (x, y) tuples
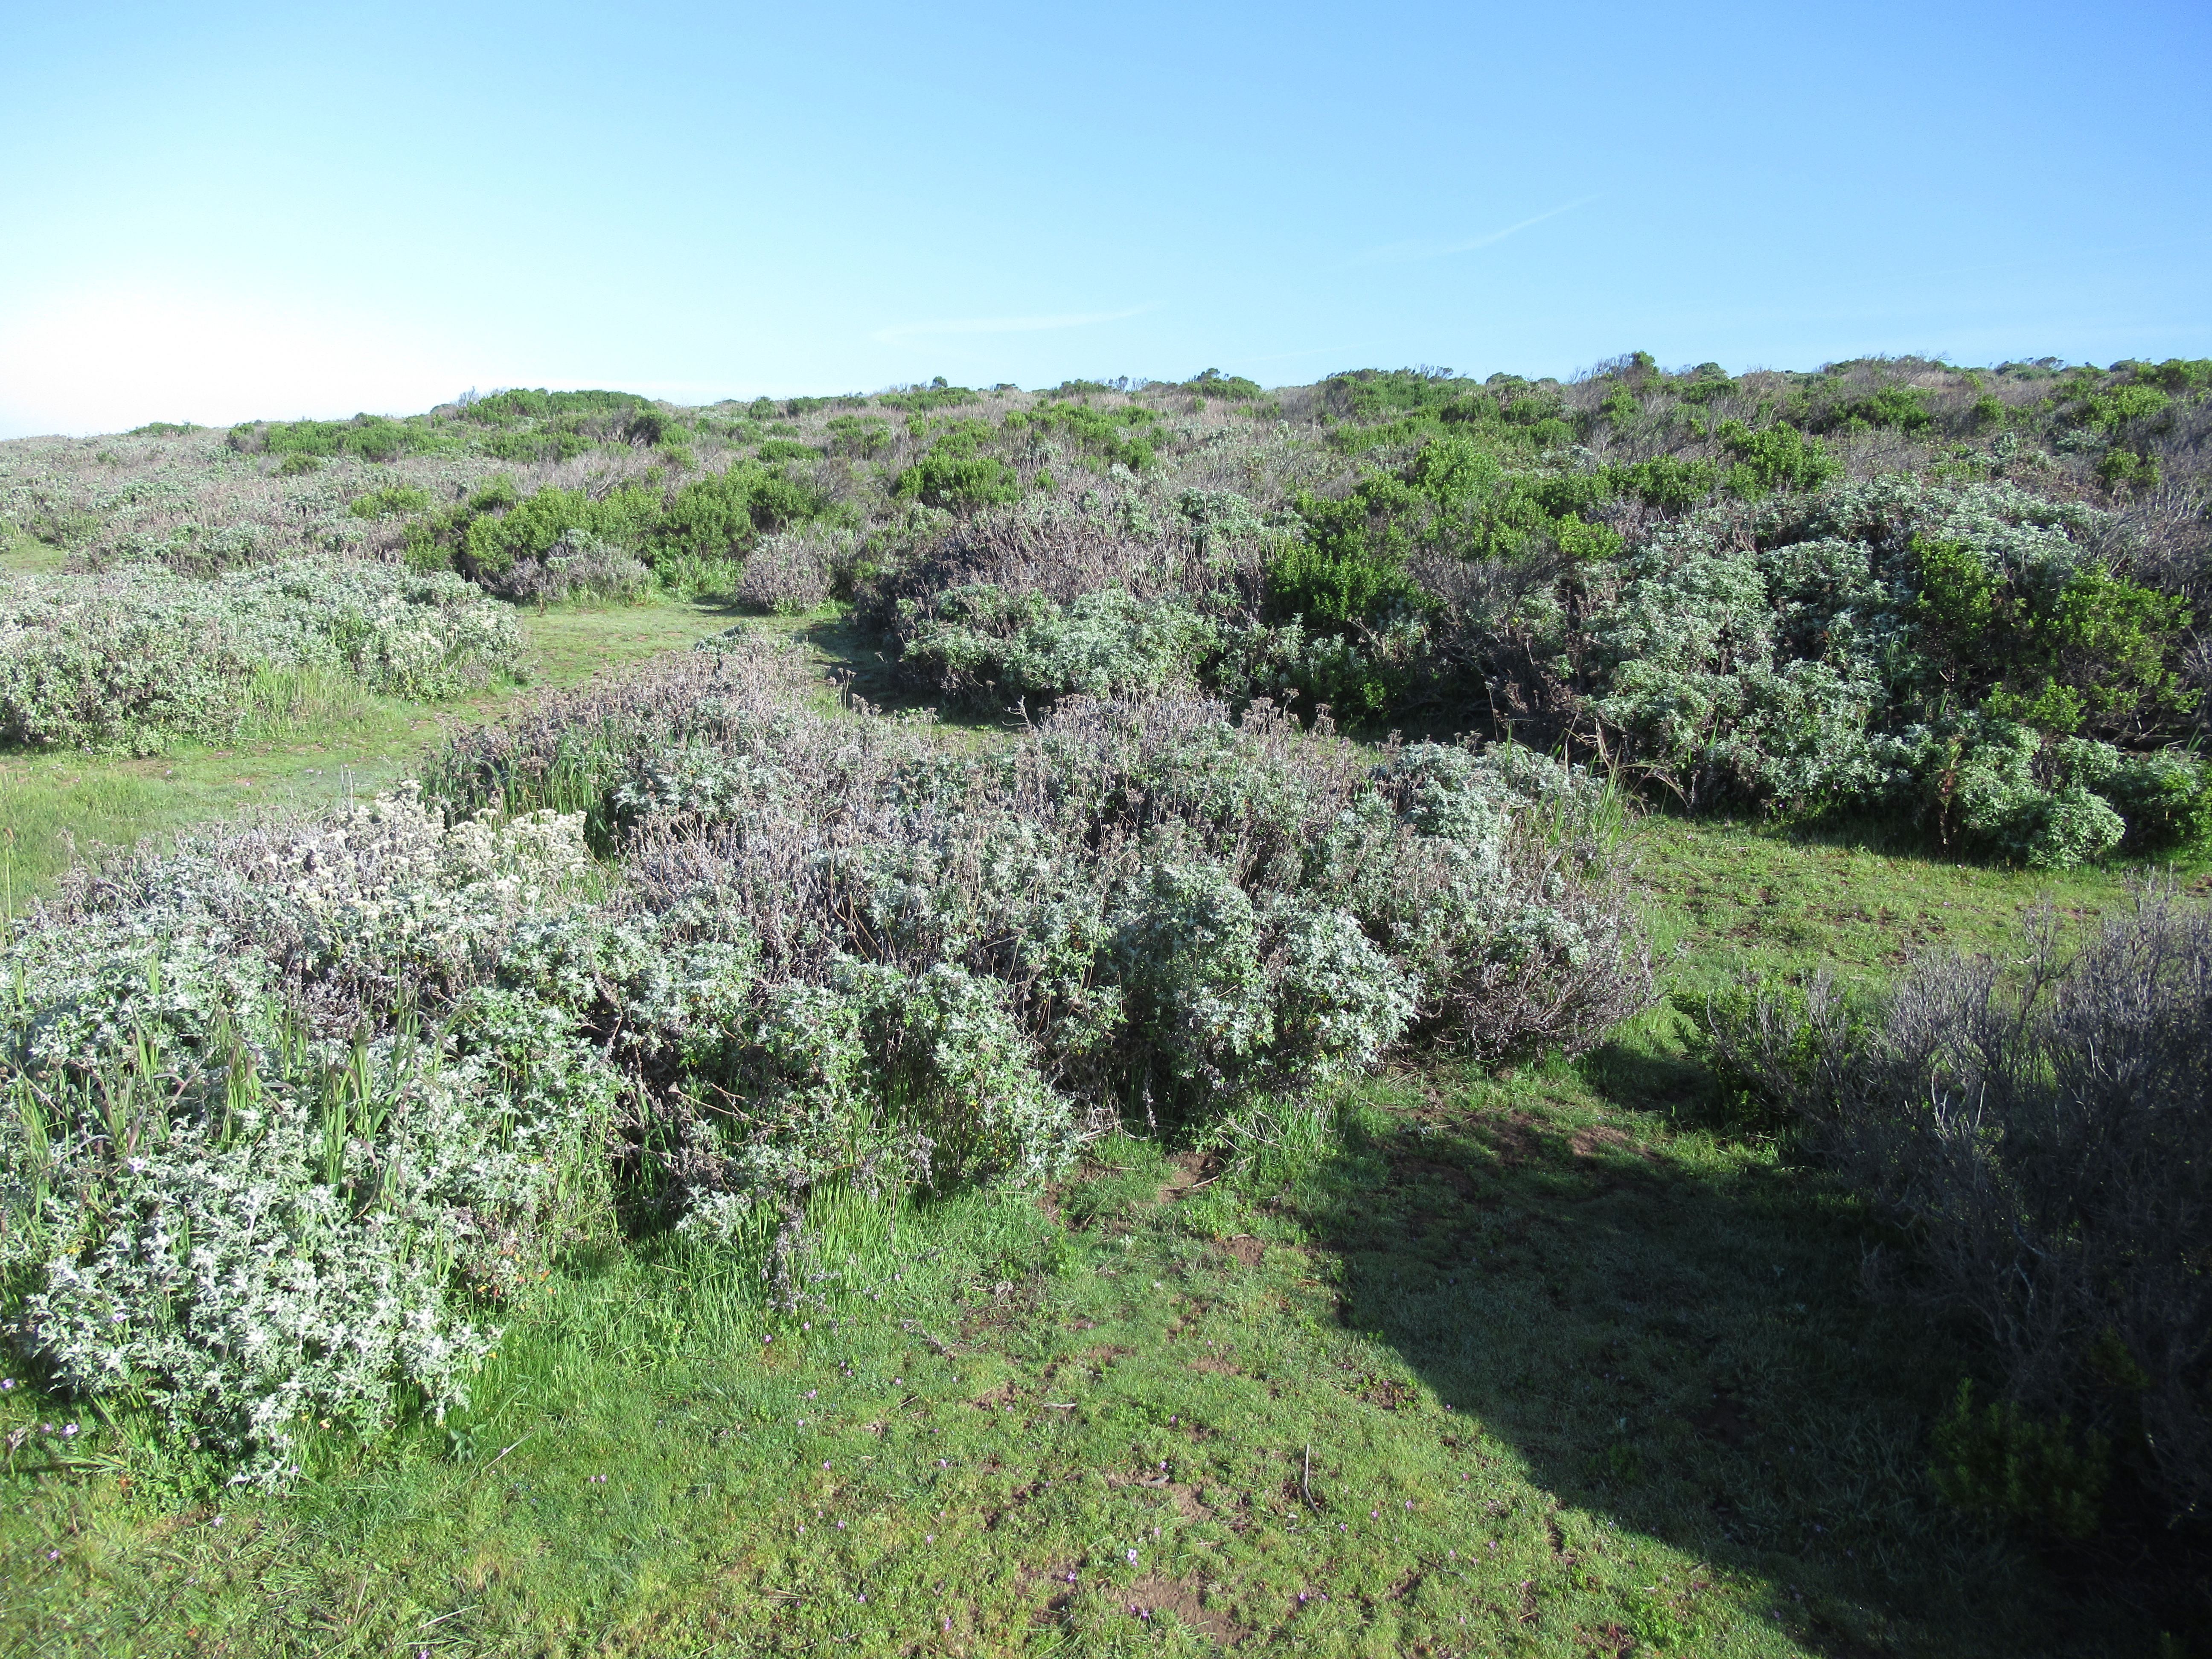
(0, 559), (524, 752)
(0, 792), (606, 1486)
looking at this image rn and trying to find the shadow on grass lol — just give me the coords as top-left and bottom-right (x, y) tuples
(1275, 1071), (2149, 1658)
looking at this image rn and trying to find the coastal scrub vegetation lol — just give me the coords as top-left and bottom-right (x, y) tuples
(2, 351), (2211, 1653)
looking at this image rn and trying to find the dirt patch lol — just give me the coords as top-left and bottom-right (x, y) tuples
(1158, 1150), (1222, 1203)
(1339, 1370), (1417, 1411)
(1119, 1572), (1247, 1643)
(971, 1379), (1018, 1410)
(1569, 1124), (1634, 1158)
(1218, 1235), (1265, 1267)
(1188, 1354), (1243, 1377)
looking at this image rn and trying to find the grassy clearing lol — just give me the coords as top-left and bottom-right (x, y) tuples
(0, 595), (740, 899)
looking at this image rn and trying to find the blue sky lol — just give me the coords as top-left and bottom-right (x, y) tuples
(3, 0), (2207, 436)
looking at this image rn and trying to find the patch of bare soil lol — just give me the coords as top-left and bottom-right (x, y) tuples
(1120, 1572), (1248, 1643)
(1158, 1150), (1222, 1202)
(1473, 1110), (1544, 1167)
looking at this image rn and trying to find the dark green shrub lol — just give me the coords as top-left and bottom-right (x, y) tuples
(893, 422), (1023, 513)
(649, 464), (827, 565)
(877, 381), (976, 414)
(1278, 478), (1428, 623)
(755, 439), (821, 463)
(2077, 384), (2171, 431)
(1005, 402), (1164, 471)
(1182, 368), (1264, 402)
(1837, 386), (1934, 434)
(1931, 1382), (2109, 1540)
(277, 452), (322, 475)
(1674, 368), (1736, 404)
(349, 484), (433, 520)
(2096, 448), (2161, 490)
(824, 415), (892, 458)
(461, 388), (646, 427)
(2124, 358), (2212, 393)
(1720, 421), (1843, 498)
(1607, 455), (1718, 512)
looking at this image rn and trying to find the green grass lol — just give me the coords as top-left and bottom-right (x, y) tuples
(0, 625), (2204, 1655)
(0, 1068), (2129, 1656)
(0, 595), (741, 900)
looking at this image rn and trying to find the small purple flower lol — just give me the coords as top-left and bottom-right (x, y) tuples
(1126, 1548), (1138, 1563)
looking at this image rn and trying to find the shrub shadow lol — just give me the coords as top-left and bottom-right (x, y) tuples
(1281, 1082), (2164, 1657)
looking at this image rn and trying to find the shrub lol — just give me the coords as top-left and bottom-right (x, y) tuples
(0, 791), (605, 1486)
(734, 524), (856, 614)
(349, 483), (433, 520)
(899, 586), (1217, 704)
(1719, 421), (1843, 498)
(429, 641), (1653, 1131)
(1691, 887), (2212, 1525)
(1931, 1382), (2109, 1540)
(894, 434), (1023, 514)
(1572, 478), (2204, 850)
(480, 532), (655, 606)
(0, 560), (524, 752)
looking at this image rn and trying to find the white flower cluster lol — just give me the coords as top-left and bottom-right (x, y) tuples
(0, 792), (600, 1487)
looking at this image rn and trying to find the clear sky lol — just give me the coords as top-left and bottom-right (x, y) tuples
(3, 0), (2207, 437)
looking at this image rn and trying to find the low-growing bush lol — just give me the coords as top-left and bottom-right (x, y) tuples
(899, 586), (1218, 703)
(1689, 886), (2212, 1527)
(0, 559), (524, 752)
(0, 635), (1652, 1482)
(0, 791), (607, 1487)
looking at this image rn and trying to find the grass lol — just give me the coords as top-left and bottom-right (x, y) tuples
(1, 623), (2205, 1655)
(0, 594), (740, 900)
(0, 1066), (2133, 1656)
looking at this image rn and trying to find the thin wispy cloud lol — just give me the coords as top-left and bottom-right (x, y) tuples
(870, 307), (1149, 346)
(1343, 196), (1602, 268)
